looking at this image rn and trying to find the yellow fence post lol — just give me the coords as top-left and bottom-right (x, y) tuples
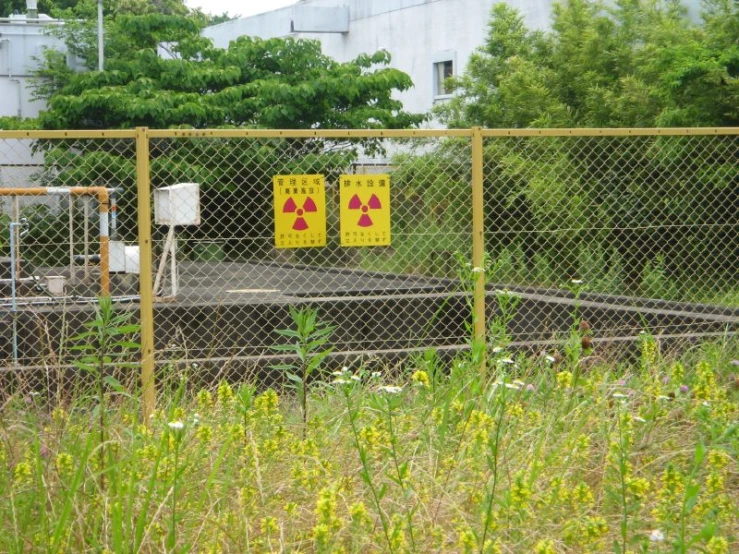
(136, 127), (157, 423)
(471, 126), (486, 373)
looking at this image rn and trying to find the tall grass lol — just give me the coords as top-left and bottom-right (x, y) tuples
(1, 329), (737, 552)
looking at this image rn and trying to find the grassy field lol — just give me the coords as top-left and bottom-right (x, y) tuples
(1, 333), (738, 553)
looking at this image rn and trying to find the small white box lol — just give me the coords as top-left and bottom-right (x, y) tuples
(154, 183), (201, 226)
(110, 240), (126, 273)
(45, 276), (66, 296)
(110, 241), (141, 274)
(124, 245), (140, 274)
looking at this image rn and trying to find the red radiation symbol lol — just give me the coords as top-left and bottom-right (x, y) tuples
(348, 194), (382, 227)
(283, 196), (317, 231)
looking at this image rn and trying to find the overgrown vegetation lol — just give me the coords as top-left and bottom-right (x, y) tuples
(382, 0), (738, 303)
(1, 314), (737, 552)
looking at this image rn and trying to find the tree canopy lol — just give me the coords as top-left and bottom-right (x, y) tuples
(438, 0), (739, 128)
(34, 12), (422, 130)
(396, 0), (738, 300)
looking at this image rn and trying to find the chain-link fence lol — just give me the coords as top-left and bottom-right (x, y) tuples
(146, 130), (474, 372)
(481, 130), (738, 348)
(1, 128), (737, 409)
(0, 131), (141, 393)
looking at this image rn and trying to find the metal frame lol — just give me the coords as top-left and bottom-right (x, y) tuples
(0, 186), (111, 295)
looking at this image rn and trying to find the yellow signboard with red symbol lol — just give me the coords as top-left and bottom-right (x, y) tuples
(273, 174), (327, 248)
(339, 174), (391, 247)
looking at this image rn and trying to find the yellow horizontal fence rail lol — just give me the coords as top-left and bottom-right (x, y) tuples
(481, 127), (739, 137)
(0, 129), (137, 139)
(146, 128), (474, 139)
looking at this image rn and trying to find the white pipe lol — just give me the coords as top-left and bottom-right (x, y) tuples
(83, 196), (90, 282)
(97, 0), (103, 71)
(69, 197), (74, 283)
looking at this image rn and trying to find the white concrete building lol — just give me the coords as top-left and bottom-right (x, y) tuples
(0, 10), (68, 119)
(0, 7), (70, 208)
(202, 0), (555, 123)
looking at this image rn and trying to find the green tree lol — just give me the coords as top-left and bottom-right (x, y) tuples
(423, 0), (737, 300)
(28, 13), (422, 263)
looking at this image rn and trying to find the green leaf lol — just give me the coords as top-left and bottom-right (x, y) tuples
(103, 376), (126, 392)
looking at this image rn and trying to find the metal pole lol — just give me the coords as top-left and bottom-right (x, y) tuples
(98, 194), (110, 296)
(9, 221), (19, 366)
(84, 196), (90, 282)
(9, 217), (28, 366)
(69, 196), (74, 283)
(13, 196), (19, 283)
(97, 0), (104, 72)
(471, 126), (486, 373)
(136, 127), (157, 424)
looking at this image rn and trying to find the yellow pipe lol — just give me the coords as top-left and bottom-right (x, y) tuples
(0, 130), (137, 140)
(0, 187), (110, 296)
(135, 127), (157, 424)
(471, 127), (486, 374)
(479, 127), (739, 137)
(147, 128), (474, 139)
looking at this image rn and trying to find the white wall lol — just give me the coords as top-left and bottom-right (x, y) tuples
(0, 17), (67, 119)
(203, 0), (554, 123)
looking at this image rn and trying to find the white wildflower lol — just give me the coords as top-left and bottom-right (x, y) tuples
(350, 375), (362, 381)
(371, 371), (382, 378)
(612, 393), (628, 399)
(492, 347), (504, 354)
(499, 358), (515, 365)
(333, 378), (351, 385)
(649, 530), (665, 542)
(545, 355), (556, 363)
(378, 385), (403, 394)
(571, 279), (584, 285)
(472, 267), (484, 274)
(633, 416), (647, 423)
(168, 421), (184, 430)
(495, 289), (518, 297)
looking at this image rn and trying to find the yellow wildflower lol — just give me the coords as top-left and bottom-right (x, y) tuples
(411, 370), (430, 387)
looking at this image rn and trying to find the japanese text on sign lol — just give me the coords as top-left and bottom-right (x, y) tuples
(273, 175), (327, 249)
(339, 174), (391, 247)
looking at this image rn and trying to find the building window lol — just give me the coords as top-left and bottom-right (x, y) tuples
(434, 60), (454, 98)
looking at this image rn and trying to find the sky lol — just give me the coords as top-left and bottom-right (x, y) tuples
(185, 0), (298, 18)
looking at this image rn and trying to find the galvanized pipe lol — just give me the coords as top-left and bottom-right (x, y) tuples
(8, 218), (29, 366)
(0, 187), (111, 296)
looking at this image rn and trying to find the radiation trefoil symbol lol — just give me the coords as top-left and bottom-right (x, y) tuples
(283, 196), (317, 231)
(348, 194), (382, 227)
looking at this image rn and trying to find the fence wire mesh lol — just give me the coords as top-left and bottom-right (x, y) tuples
(146, 134), (473, 368)
(0, 134), (141, 392)
(481, 132), (738, 347)
(1, 128), (737, 394)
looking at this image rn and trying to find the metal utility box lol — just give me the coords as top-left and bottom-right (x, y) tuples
(154, 183), (201, 226)
(110, 241), (141, 274)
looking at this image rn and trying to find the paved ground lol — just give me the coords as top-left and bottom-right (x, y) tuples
(169, 261), (453, 306)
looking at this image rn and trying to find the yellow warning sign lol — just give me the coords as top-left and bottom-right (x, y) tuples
(339, 174), (391, 247)
(273, 175), (327, 249)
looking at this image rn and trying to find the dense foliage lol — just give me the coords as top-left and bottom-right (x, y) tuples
(39, 16), (422, 130)
(438, 0), (739, 128)
(1, 331), (738, 551)
(392, 0), (738, 300)
(14, 11), (423, 262)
